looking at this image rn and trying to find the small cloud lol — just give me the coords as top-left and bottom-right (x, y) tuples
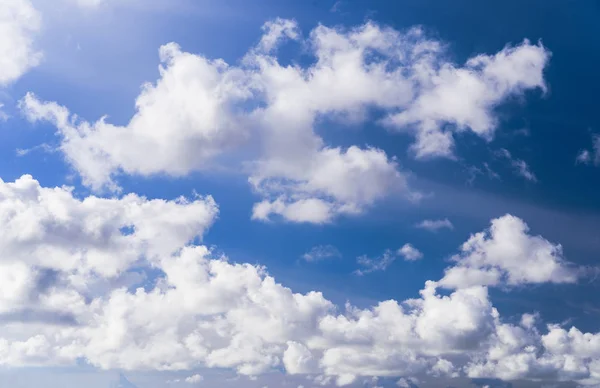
(330, 0), (343, 12)
(576, 134), (600, 166)
(355, 249), (396, 275)
(483, 162), (501, 180)
(495, 148), (537, 182)
(511, 159), (537, 182)
(576, 149), (591, 164)
(302, 245), (341, 262)
(0, 104), (8, 121)
(356, 244), (422, 274)
(185, 374), (203, 384)
(397, 243), (423, 261)
(397, 377), (419, 388)
(16, 143), (55, 157)
(415, 218), (453, 232)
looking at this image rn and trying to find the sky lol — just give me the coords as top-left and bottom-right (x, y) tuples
(1, 0), (600, 387)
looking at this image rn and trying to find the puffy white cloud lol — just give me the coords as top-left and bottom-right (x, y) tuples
(20, 19), (548, 222)
(0, 183), (597, 387)
(383, 40), (549, 159)
(302, 245), (341, 262)
(20, 41), (252, 192)
(439, 214), (578, 289)
(415, 218), (453, 232)
(0, 0), (42, 85)
(397, 244), (423, 261)
(0, 174), (217, 281)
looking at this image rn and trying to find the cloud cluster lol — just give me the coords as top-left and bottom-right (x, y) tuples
(20, 19), (549, 223)
(0, 177), (595, 387)
(439, 214), (578, 289)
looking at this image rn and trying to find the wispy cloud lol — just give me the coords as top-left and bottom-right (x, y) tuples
(495, 148), (537, 182)
(576, 134), (600, 166)
(415, 218), (454, 232)
(355, 244), (422, 275)
(302, 244), (341, 262)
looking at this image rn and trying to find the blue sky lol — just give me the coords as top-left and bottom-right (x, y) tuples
(1, 0), (600, 387)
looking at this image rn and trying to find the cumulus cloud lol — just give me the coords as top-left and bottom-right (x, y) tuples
(439, 214), (578, 289)
(415, 218), (454, 232)
(20, 19), (548, 222)
(398, 244), (423, 261)
(0, 0), (42, 85)
(383, 40), (549, 159)
(302, 245), (342, 262)
(0, 179), (597, 386)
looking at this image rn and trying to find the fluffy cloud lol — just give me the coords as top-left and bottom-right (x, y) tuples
(397, 244), (423, 261)
(20, 19), (548, 222)
(383, 40), (549, 159)
(0, 178), (597, 387)
(0, 0), (42, 85)
(415, 218), (454, 232)
(439, 214), (578, 289)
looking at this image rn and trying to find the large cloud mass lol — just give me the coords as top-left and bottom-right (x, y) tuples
(0, 176), (597, 387)
(20, 19), (549, 223)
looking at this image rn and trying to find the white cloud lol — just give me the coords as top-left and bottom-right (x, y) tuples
(20, 40), (252, 192)
(20, 19), (548, 222)
(439, 214), (578, 289)
(0, 182), (596, 387)
(184, 374), (203, 384)
(69, 0), (105, 8)
(398, 243), (423, 261)
(0, 0), (42, 85)
(356, 244), (422, 273)
(257, 18), (300, 53)
(383, 40), (549, 159)
(302, 245), (341, 262)
(576, 149), (591, 164)
(495, 148), (537, 182)
(415, 218), (453, 232)
(576, 134), (600, 166)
